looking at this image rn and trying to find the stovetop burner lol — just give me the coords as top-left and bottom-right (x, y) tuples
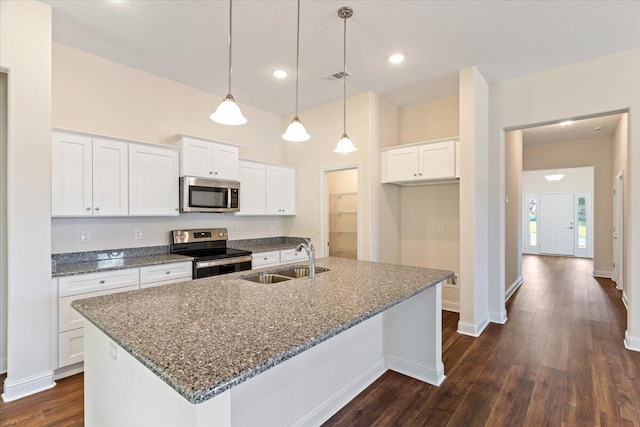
(175, 247), (252, 261)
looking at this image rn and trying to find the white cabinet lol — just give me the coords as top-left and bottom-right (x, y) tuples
(128, 143), (180, 216)
(169, 135), (239, 181)
(251, 247), (305, 269)
(237, 160), (266, 215)
(382, 138), (458, 184)
(236, 161), (296, 216)
(52, 132), (128, 216)
(139, 261), (192, 288)
(251, 250), (281, 268)
(266, 165), (296, 215)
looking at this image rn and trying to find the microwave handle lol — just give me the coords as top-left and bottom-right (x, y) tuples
(227, 188), (232, 209)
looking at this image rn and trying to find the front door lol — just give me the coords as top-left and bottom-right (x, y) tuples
(539, 193), (575, 256)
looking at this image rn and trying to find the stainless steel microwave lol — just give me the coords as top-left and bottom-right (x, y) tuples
(179, 176), (240, 213)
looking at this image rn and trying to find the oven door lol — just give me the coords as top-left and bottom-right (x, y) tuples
(194, 256), (253, 279)
(180, 177), (240, 213)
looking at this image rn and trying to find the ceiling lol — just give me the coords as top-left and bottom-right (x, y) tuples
(522, 113), (622, 146)
(46, 1), (640, 116)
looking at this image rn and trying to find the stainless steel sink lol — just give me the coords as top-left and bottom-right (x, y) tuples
(241, 273), (292, 284)
(241, 267), (329, 284)
(275, 266), (330, 279)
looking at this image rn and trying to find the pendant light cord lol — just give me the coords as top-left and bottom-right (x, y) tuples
(295, 0), (301, 116)
(342, 11), (347, 134)
(228, 0), (233, 95)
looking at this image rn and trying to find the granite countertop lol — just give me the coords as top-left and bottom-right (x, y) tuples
(72, 257), (453, 404)
(53, 254), (193, 277)
(227, 236), (308, 253)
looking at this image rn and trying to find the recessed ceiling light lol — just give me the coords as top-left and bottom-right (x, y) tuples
(387, 53), (406, 65)
(272, 69), (288, 79)
(593, 126), (604, 131)
(558, 120), (574, 127)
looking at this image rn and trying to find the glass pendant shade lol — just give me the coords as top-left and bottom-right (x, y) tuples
(282, 116), (310, 141)
(334, 133), (357, 153)
(544, 173), (565, 182)
(211, 94), (247, 126)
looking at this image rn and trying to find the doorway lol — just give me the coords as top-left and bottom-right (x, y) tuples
(325, 168), (358, 260)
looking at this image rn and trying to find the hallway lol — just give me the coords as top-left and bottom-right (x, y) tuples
(326, 255), (640, 426)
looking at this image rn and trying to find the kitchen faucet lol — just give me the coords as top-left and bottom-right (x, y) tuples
(296, 241), (315, 278)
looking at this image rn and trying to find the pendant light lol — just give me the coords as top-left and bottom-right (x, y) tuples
(282, 0), (310, 142)
(211, 0), (247, 126)
(334, 6), (356, 153)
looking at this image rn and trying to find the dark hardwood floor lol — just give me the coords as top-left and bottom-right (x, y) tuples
(325, 255), (640, 426)
(1, 255), (637, 426)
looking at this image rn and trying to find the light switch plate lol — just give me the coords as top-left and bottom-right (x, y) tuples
(134, 229), (143, 240)
(81, 231), (91, 242)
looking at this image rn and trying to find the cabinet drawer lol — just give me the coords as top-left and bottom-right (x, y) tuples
(59, 329), (84, 368)
(59, 285), (139, 333)
(252, 251), (280, 268)
(59, 268), (140, 297)
(139, 262), (192, 286)
(280, 248), (305, 264)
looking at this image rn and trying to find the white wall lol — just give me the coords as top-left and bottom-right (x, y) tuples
(489, 47), (640, 351)
(51, 43), (296, 253)
(505, 130), (523, 295)
(0, 0), (55, 401)
(613, 113), (629, 297)
(0, 71), (7, 373)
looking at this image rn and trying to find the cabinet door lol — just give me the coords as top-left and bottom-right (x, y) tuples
(129, 144), (180, 216)
(181, 138), (214, 178)
(384, 146), (419, 182)
(237, 160), (266, 215)
(418, 141), (455, 179)
(139, 262), (192, 288)
(92, 138), (128, 216)
(265, 165), (282, 215)
(279, 167), (296, 215)
(212, 143), (239, 181)
(52, 132), (93, 216)
(251, 251), (280, 268)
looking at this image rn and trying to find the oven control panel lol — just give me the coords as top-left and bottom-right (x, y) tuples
(171, 228), (228, 244)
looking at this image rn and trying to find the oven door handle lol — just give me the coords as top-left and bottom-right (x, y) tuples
(195, 256), (253, 269)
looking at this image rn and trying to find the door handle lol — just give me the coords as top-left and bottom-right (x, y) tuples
(567, 227), (573, 229)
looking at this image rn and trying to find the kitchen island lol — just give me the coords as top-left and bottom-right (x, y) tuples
(73, 257), (452, 426)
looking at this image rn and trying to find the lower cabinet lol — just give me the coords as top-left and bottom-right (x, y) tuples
(251, 247), (305, 269)
(54, 262), (192, 371)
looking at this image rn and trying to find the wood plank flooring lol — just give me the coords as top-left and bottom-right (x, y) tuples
(0, 255), (637, 426)
(325, 255), (640, 426)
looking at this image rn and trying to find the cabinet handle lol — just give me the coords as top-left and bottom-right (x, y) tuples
(413, 173), (417, 177)
(99, 280), (105, 284)
(175, 208), (179, 211)
(214, 172), (218, 175)
(95, 207), (100, 211)
(209, 171), (213, 175)
(166, 271), (171, 275)
(264, 257), (268, 260)
(419, 173), (422, 176)
(86, 207), (91, 211)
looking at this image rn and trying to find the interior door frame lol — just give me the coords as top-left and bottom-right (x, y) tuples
(613, 171), (624, 291)
(320, 164), (361, 259)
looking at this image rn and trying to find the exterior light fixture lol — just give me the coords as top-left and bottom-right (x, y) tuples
(544, 174), (565, 181)
(282, 0), (310, 142)
(334, 6), (356, 153)
(211, 0), (247, 126)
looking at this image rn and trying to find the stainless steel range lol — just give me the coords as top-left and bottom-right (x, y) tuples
(170, 228), (253, 279)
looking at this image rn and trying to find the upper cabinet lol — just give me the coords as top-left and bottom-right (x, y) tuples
(381, 138), (459, 185)
(52, 130), (179, 217)
(236, 160), (296, 216)
(167, 135), (239, 181)
(52, 131), (128, 217)
(128, 144), (180, 216)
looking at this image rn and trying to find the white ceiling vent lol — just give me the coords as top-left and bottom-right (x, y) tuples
(324, 71), (352, 81)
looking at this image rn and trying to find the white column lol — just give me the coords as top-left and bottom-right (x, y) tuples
(458, 67), (491, 336)
(0, 1), (55, 401)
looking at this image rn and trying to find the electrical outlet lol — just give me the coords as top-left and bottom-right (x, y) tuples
(438, 225), (445, 234)
(134, 229), (143, 240)
(81, 231), (91, 242)
(236, 225), (241, 232)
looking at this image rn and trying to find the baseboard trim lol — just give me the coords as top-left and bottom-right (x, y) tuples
(0, 357), (6, 375)
(1, 370), (56, 402)
(457, 318), (489, 337)
(387, 355), (445, 387)
(54, 362), (84, 380)
(506, 276), (524, 302)
(489, 310), (508, 324)
(442, 300), (460, 313)
(624, 330), (640, 352)
(622, 292), (628, 311)
(593, 270), (612, 279)
(292, 357), (386, 427)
